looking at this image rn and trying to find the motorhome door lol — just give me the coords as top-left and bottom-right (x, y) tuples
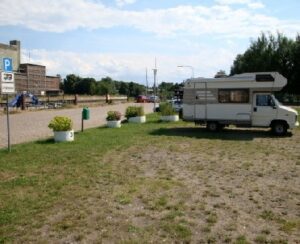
(252, 93), (277, 127)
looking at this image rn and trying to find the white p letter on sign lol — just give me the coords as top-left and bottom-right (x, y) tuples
(3, 58), (13, 72)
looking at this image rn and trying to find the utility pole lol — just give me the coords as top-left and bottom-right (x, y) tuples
(146, 68), (148, 96)
(153, 58), (158, 112)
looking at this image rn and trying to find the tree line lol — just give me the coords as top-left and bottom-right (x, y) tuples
(61, 74), (183, 99)
(61, 75), (146, 97)
(231, 33), (300, 94)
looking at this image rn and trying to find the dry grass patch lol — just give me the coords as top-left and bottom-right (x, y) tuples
(30, 135), (299, 242)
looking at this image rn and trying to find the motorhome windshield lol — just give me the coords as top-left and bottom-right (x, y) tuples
(272, 95), (281, 106)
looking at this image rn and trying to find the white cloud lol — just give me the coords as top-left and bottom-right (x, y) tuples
(247, 2), (265, 9)
(116, 0), (136, 7)
(215, 0), (265, 9)
(0, 0), (297, 38)
(215, 0), (250, 4)
(21, 47), (236, 83)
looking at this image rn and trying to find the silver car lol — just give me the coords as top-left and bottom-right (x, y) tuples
(170, 99), (182, 112)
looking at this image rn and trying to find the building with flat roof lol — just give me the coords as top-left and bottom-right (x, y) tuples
(16, 63), (61, 95)
(0, 40), (60, 95)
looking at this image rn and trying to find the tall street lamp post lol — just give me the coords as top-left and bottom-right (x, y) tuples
(177, 65), (194, 78)
(153, 62), (157, 112)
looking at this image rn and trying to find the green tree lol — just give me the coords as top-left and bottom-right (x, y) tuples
(214, 70), (227, 78)
(158, 82), (176, 100)
(75, 78), (97, 95)
(118, 82), (129, 95)
(97, 77), (117, 95)
(290, 35), (300, 93)
(230, 33), (299, 94)
(62, 74), (147, 97)
(127, 82), (145, 97)
(63, 74), (81, 94)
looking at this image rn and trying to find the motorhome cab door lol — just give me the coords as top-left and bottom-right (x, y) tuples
(252, 93), (278, 127)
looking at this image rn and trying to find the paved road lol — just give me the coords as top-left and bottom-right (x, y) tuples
(0, 103), (154, 149)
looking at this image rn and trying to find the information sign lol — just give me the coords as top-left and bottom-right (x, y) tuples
(1, 72), (15, 94)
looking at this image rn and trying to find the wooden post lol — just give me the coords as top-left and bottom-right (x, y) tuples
(6, 94), (11, 152)
(106, 94), (110, 103)
(74, 94), (78, 105)
(21, 94), (26, 110)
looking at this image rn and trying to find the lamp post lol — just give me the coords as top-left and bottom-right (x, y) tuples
(145, 68), (148, 96)
(153, 61), (157, 112)
(177, 65), (194, 78)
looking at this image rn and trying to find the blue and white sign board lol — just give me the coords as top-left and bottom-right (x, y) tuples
(1, 72), (15, 94)
(3, 58), (13, 72)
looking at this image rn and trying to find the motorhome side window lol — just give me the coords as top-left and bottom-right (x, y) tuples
(256, 94), (275, 106)
(218, 89), (249, 103)
(256, 74), (275, 82)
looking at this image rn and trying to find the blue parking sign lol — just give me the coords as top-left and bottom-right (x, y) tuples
(3, 58), (13, 72)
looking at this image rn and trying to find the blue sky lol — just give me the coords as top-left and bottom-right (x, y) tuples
(0, 0), (299, 84)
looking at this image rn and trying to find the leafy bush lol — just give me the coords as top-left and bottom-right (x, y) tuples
(125, 106), (145, 119)
(160, 102), (177, 116)
(48, 116), (73, 131)
(106, 111), (122, 121)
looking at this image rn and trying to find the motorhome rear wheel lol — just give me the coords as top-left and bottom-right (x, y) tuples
(207, 122), (219, 132)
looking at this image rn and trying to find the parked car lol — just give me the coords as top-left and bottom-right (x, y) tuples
(136, 95), (148, 103)
(148, 95), (160, 103)
(168, 99), (182, 112)
(172, 100), (183, 112)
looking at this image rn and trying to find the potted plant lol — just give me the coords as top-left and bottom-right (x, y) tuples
(106, 111), (122, 128)
(125, 106), (146, 123)
(48, 116), (74, 142)
(160, 102), (179, 122)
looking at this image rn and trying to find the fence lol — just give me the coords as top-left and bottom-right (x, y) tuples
(0, 94), (128, 110)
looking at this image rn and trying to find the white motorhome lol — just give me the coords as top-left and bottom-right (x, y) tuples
(182, 72), (299, 135)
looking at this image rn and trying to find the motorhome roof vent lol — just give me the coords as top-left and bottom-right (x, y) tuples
(256, 74), (275, 82)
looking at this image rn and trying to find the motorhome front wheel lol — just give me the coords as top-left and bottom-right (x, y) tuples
(272, 122), (287, 136)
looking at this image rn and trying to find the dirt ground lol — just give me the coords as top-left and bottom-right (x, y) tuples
(16, 127), (299, 243)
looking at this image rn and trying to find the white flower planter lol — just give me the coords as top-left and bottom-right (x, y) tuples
(160, 115), (179, 122)
(54, 130), (74, 142)
(107, 120), (121, 128)
(128, 115), (146, 123)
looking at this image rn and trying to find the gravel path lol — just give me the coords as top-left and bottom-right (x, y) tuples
(0, 103), (154, 149)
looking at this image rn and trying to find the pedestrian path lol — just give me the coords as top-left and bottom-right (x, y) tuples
(0, 103), (153, 149)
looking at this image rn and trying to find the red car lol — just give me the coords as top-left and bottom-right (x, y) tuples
(136, 95), (148, 103)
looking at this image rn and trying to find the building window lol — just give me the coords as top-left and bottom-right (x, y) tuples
(218, 89), (249, 103)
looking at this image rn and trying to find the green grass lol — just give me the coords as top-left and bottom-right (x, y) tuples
(0, 112), (299, 242)
(235, 235), (250, 244)
(0, 114), (189, 241)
